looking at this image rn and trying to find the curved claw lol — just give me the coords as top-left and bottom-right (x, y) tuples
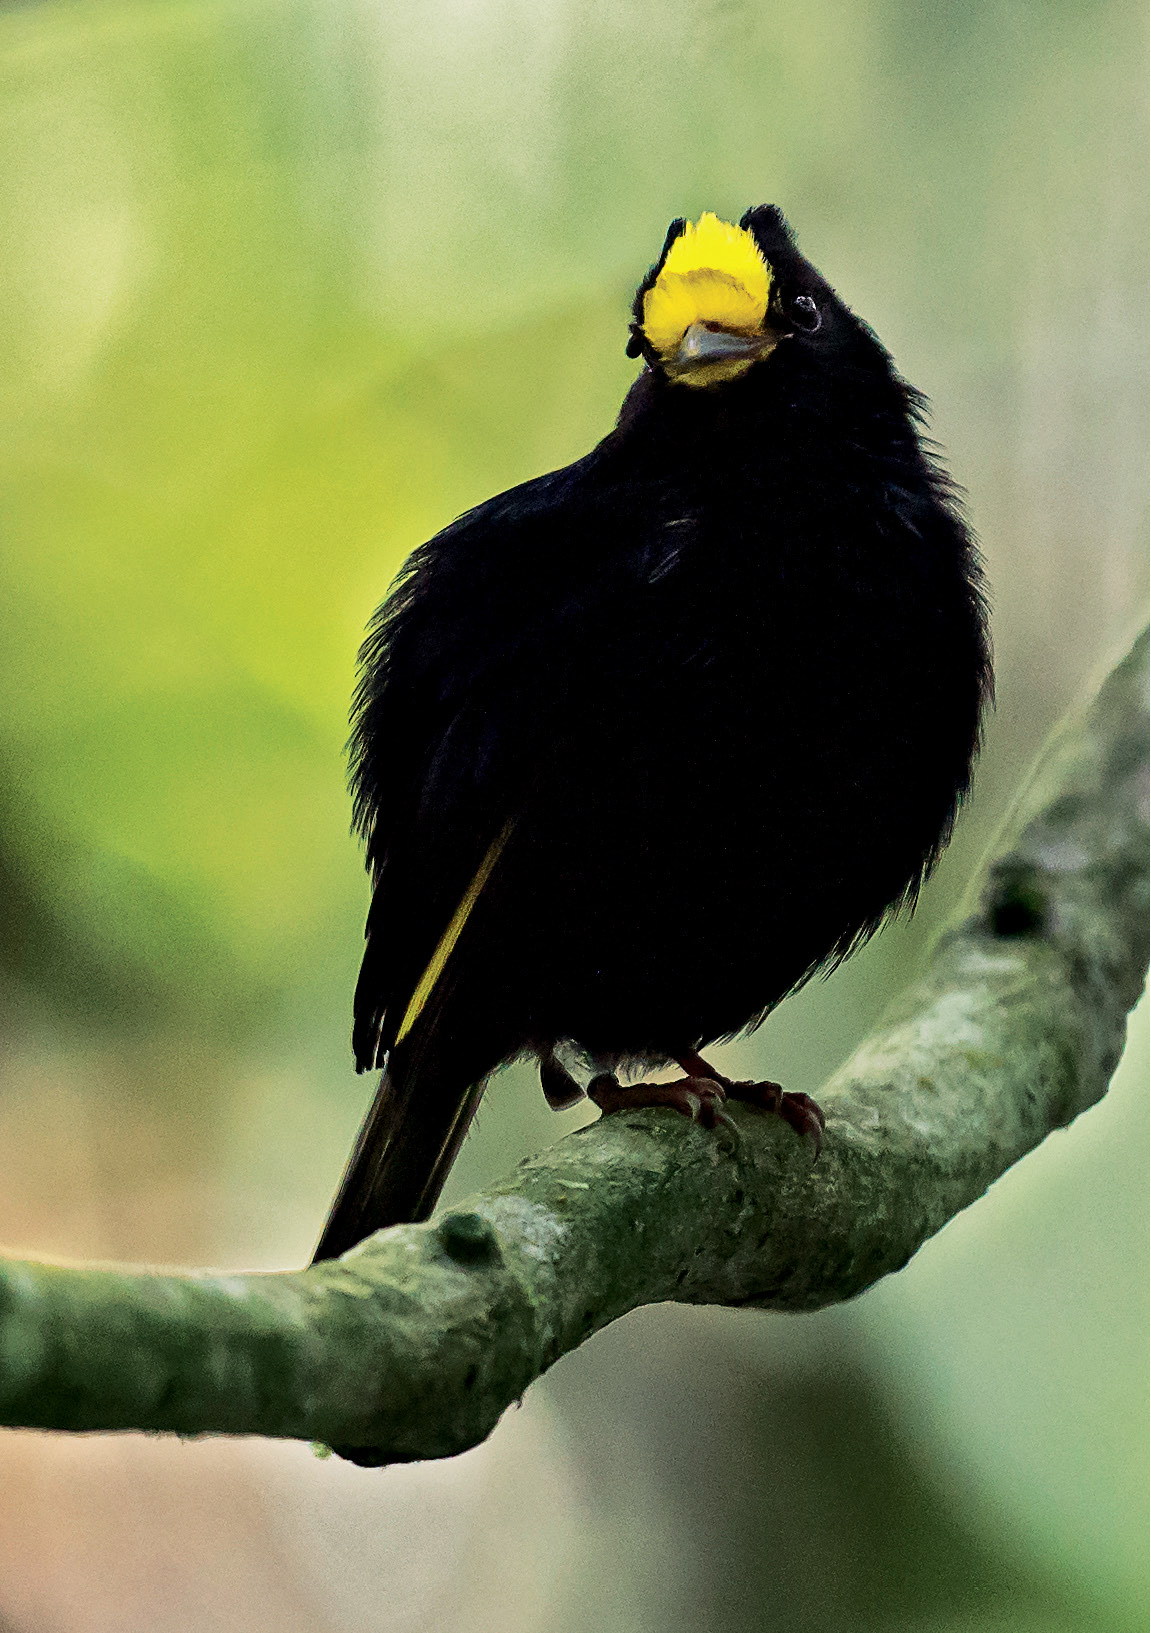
(589, 1072), (735, 1131)
(727, 1079), (825, 1157)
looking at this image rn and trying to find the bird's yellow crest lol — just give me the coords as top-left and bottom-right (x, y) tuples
(642, 213), (771, 358)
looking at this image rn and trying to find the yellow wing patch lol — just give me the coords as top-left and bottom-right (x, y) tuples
(642, 212), (771, 358)
(394, 822), (514, 1046)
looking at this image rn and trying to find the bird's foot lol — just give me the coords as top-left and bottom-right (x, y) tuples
(588, 1072), (736, 1131)
(729, 1080), (825, 1154)
(676, 1052), (825, 1156)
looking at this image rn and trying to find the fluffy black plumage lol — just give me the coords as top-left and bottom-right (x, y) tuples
(314, 205), (991, 1263)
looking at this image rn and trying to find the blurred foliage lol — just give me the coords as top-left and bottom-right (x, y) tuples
(0, 0), (1145, 1630)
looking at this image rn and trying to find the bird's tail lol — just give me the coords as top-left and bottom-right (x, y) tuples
(315, 826), (517, 1263)
(311, 1036), (488, 1263)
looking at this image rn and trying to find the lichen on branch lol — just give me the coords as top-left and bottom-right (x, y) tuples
(0, 630), (1146, 1467)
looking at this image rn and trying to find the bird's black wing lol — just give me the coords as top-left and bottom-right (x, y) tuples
(348, 454), (684, 1072)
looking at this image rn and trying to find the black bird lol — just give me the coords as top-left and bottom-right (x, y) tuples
(314, 205), (991, 1264)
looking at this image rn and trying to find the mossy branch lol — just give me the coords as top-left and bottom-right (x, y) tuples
(0, 630), (1146, 1465)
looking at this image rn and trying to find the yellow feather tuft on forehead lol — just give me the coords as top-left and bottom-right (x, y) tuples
(642, 212), (771, 358)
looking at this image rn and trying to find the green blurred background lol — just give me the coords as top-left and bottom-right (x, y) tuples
(0, 1), (1145, 1628)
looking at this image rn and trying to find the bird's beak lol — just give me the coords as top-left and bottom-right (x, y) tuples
(664, 321), (779, 384)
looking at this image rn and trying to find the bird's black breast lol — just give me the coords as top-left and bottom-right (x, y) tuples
(352, 373), (988, 1066)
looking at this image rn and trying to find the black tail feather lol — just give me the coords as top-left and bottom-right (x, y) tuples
(311, 1043), (487, 1263)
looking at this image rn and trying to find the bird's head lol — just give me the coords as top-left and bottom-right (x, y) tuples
(627, 205), (850, 390)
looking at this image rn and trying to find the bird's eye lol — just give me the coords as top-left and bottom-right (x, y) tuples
(790, 293), (821, 333)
